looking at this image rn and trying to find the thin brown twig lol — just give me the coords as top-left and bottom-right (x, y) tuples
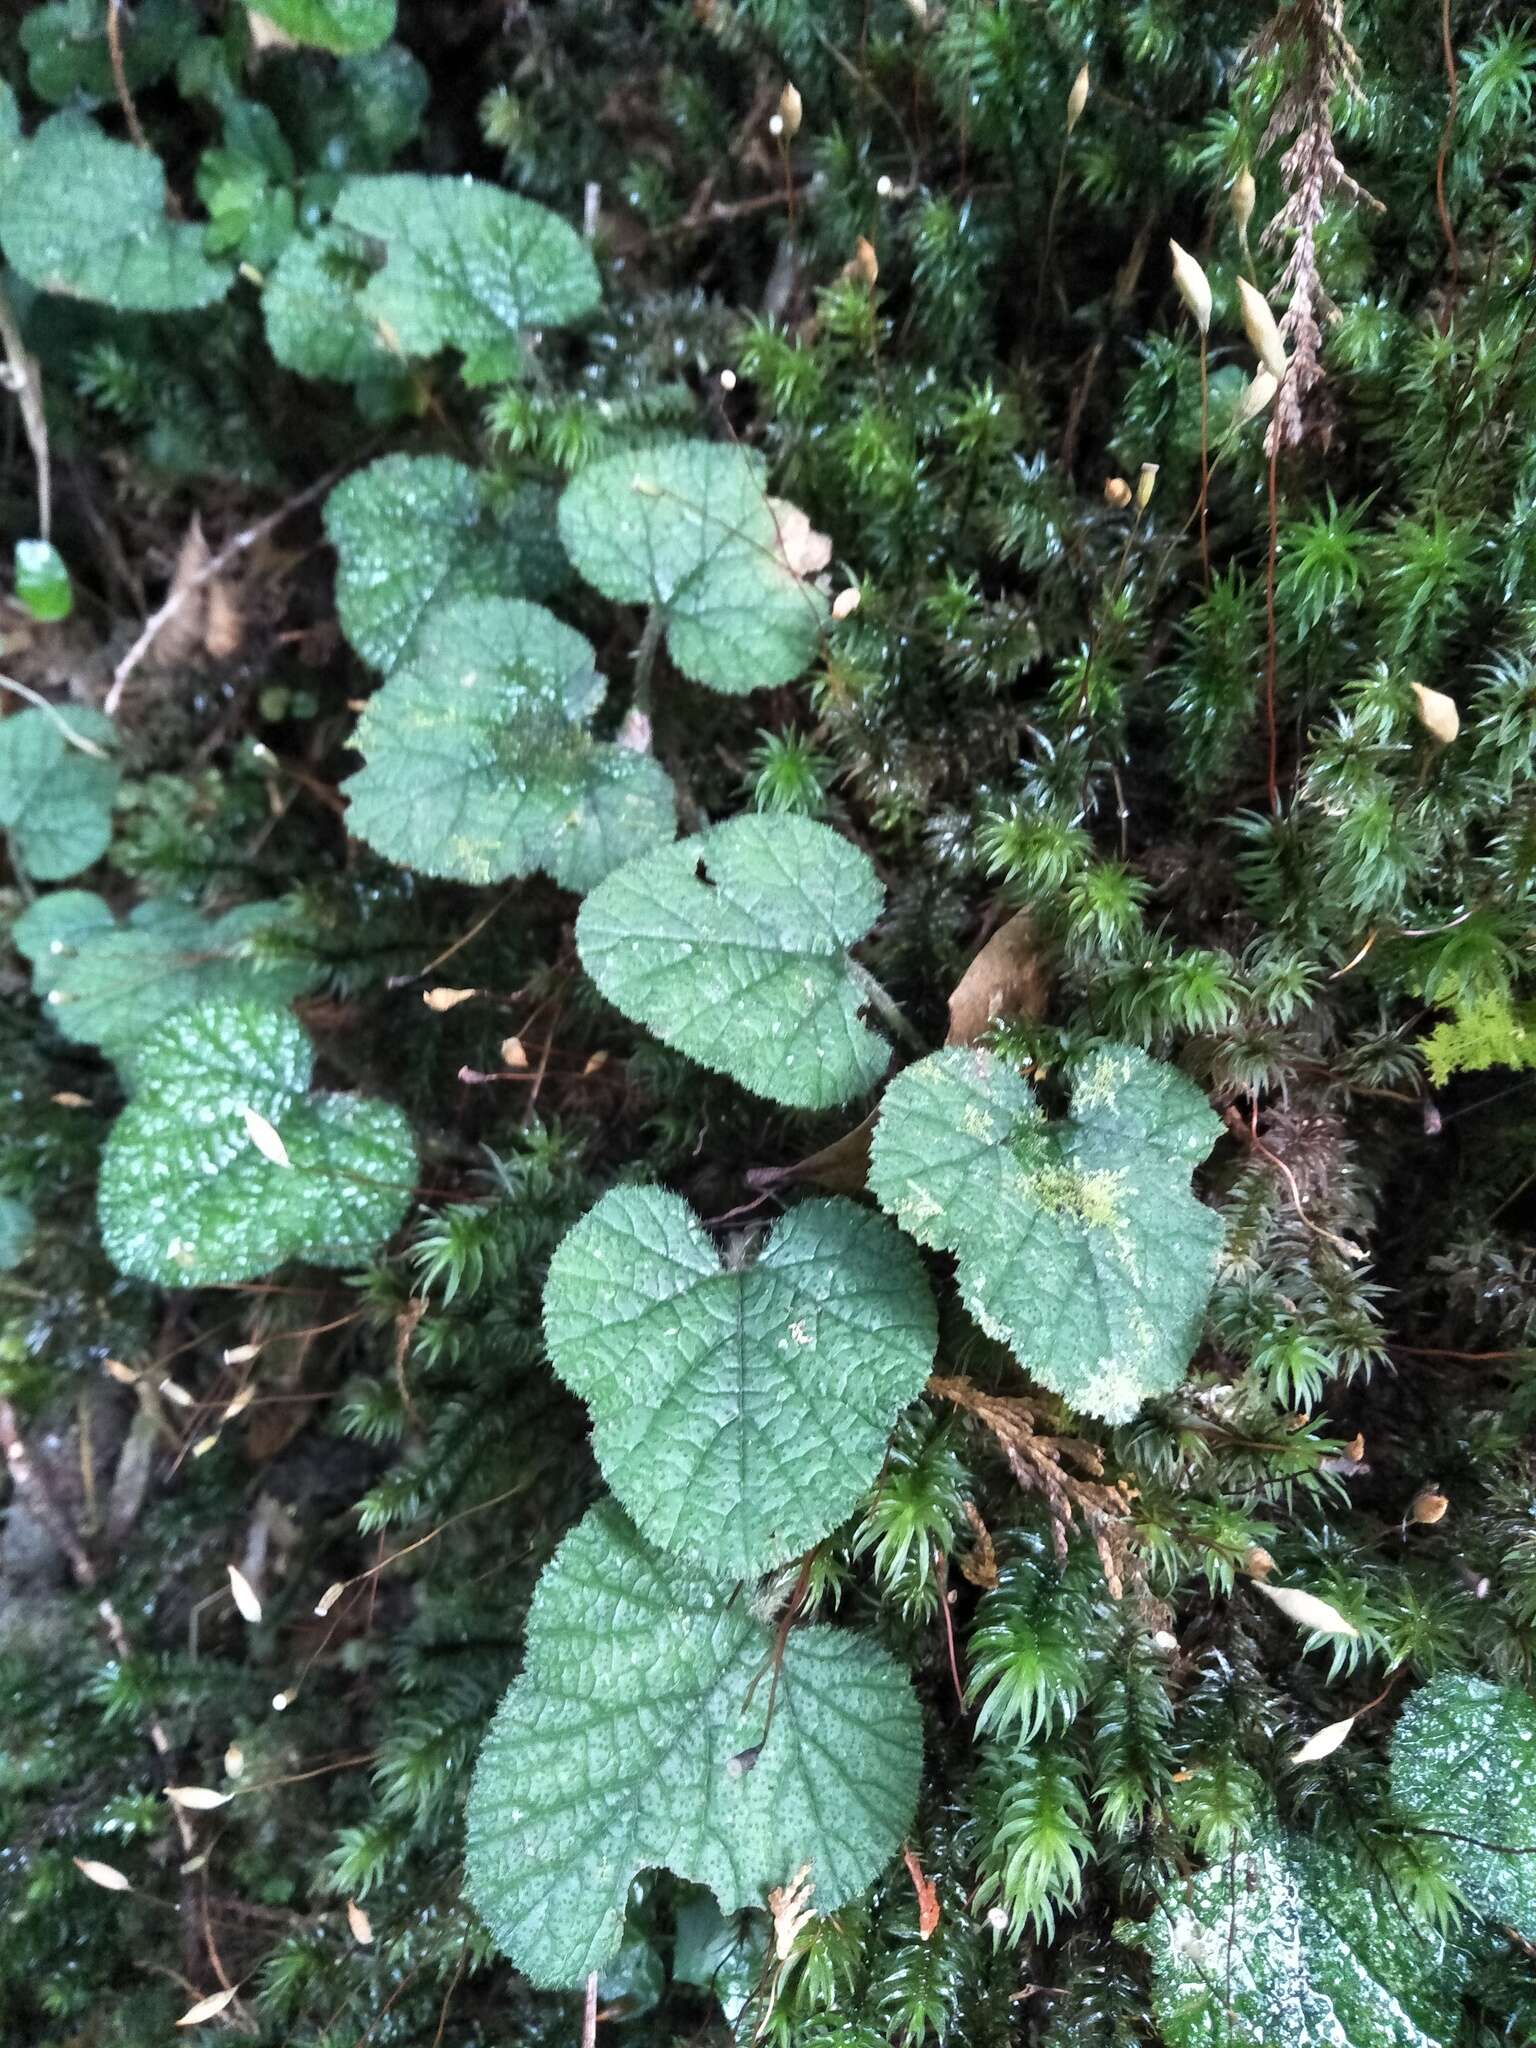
(106, 0), (153, 153)
(582, 1970), (600, 2048)
(1263, 436), (1281, 814)
(1433, 0), (1460, 304)
(0, 283), (51, 540)
(104, 468), (345, 716)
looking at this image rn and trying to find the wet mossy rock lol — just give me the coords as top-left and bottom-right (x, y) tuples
(576, 813), (892, 1110)
(464, 1501), (923, 1989)
(869, 1042), (1224, 1420)
(543, 1187), (938, 1579)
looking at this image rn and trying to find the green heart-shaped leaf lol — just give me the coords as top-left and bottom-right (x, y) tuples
(14, 892), (317, 1074)
(325, 456), (565, 674)
(575, 814), (891, 1109)
(0, 708), (119, 880)
(265, 172), (598, 382)
(341, 596), (675, 890)
(544, 1187), (937, 1578)
(558, 441), (827, 694)
(868, 1043), (1223, 1421)
(464, 1501), (922, 1988)
(0, 115), (230, 312)
(98, 998), (414, 1287)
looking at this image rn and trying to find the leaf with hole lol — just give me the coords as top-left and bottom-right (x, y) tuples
(98, 998), (414, 1287)
(464, 1501), (921, 1988)
(0, 708), (118, 881)
(1391, 1674), (1536, 1939)
(868, 1043), (1223, 1420)
(558, 441), (827, 694)
(14, 892), (317, 1075)
(576, 814), (892, 1110)
(0, 115), (230, 312)
(341, 596), (675, 890)
(543, 1186), (936, 1578)
(324, 455), (565, 674)
(1131, 1827), (1468, 2048)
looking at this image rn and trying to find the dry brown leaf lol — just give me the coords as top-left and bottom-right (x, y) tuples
(246, 10), (299, 51)
(746, 1114), (875, 1198)
(1410, 682), (1459, 745)
(1253, 1581), (1359, 1638)
(346, 1898), (374, 1945)
(422, 986), (478, 1014)
(902, 1845), (941, 1940)
(848, 235), (879, 288)
(765, 498), (833, 579)
(50, 1090), (90, 1108)
(176, 1986), (238, 2027)
(500, 1036), (529, 1070)
(945, 912), (1049, 1045)
(74, 1857), (131, 1892)
(166, 1785), (233, 1811)
(149, 518), (212, 667)
(204, 578), (244, 661)
(240, 1106), (291, 1169)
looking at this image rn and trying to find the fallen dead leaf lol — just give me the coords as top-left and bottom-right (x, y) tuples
(902, 1845), (940, 1940)
(746, 1114), (875, 1197)
(946, 912), (1049, 1045)
(765, 497), (833, 579)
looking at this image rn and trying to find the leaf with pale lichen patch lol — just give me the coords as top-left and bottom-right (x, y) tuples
(868, 1043), (1223, 1421)
(340, 596), (675, 891)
